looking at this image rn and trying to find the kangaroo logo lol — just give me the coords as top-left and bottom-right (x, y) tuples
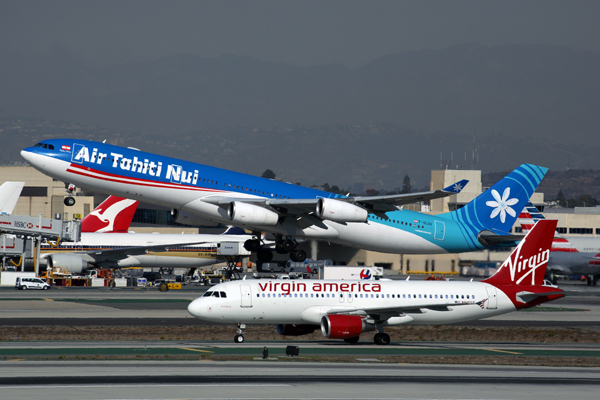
(82, 197), (138, 232)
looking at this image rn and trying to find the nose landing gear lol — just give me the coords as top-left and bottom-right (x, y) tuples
(234, 323), (246, 343)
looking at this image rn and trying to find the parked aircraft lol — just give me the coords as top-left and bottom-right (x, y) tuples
(40, 195), (255, 274)
(187, 219), (563, 345)
(519, 203), (599, 285)
(21, 139), (547, 263)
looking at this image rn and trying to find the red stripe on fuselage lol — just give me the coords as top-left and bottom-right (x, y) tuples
(66, 163), (224, 193)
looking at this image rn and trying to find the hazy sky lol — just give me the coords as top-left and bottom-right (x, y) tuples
(2, 0), (599, 67)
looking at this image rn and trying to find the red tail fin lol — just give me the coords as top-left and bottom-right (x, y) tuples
(81, 196), (139, 233)
(484, 219), (557, 286)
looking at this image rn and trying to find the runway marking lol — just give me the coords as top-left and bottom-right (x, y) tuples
(179, 347), (214, 353)
(484, 348), (522, 355)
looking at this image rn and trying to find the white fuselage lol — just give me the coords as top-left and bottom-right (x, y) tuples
(187, 279), (515, 326)
(41, 232), (252, 269)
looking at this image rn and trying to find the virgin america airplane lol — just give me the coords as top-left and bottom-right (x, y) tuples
(187, 219), (564, 345)
(21, 139), (546, 262)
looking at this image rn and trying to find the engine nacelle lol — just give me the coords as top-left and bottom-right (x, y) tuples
(316, 198), (368, 223)
(276, 324), (319, 336)
(228, 202), (279, 226)
(171, 209), (220, 227)
(46, 254), (90, 274)
(320, 315), (373, 339)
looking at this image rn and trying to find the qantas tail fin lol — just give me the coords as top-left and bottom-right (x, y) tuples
(0, 181), (25, 215)
(484, 219), (557, 286)
(81, 196), (139, 233)
(445, 164), (547, 247)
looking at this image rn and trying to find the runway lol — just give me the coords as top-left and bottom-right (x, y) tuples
(0, 283), (599, 399)
(0, 361), (598, 400)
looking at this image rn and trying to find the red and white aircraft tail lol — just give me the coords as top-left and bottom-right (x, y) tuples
(81, 196), (139, 233)
(484, 219), (563, 308)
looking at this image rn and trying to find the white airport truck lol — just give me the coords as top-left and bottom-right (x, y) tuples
(320, 266), (384, 280)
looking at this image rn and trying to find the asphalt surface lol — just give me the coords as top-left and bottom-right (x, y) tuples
(0, 281), (598, 399)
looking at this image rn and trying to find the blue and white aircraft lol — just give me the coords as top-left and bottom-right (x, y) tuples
(21, 139), (547, 262)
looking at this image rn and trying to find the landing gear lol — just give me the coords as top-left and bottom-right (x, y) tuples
(64, 183), (76, 206)
(374, 332), (390, 345)
(244, 239), (262, 252)
(257, 249), (273, 262)
(234, 323), (246, 343)
(290, 249), (307, 262)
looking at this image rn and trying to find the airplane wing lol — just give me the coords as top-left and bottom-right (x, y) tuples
(326, 300), (478, 322)
(202, 179), (469, 215)
(65, 242), (210, 264)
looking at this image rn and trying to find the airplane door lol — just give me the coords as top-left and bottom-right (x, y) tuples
(434, 221), (445, 241)
(240, 285), (252, 308)
(485, 286), (497, 309)
(338, 292), (345, 303)
(347, 292), (353, 303)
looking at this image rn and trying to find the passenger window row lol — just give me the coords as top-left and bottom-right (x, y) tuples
(256, 293), (476, 299)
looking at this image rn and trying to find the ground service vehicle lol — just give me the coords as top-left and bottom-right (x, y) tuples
(15, 276), (50, 290)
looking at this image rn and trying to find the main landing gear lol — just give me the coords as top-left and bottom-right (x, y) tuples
(234, 323), (246, 343)
(374, 332), (391, 345)
(246, 235), (307, 263)
(373, 323), (390, 345)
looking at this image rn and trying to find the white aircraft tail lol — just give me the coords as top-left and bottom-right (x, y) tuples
(0, 181), (25, 214)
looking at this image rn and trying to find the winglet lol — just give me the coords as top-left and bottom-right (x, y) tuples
(0, 181), (25, 215)
(442, 179), (469, 194)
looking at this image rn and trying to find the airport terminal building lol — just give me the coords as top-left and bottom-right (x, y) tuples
(2, 165), (600, 275)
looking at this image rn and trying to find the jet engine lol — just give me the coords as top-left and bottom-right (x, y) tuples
(275, 324), (319, 336)
(320, 315), (373, 339)
(228, 202), (279, 226)
(316, 198), (368, 223)
(46, 254), (91, 274)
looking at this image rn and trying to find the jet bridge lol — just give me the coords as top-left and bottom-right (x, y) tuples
(0, 214), (81, 275)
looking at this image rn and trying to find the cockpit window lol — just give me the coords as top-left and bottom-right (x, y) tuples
(219, 291), (227, 298)
(202, 291), (213, 297)
(33, 142), (54, 150)
(212, 292), (220, 297)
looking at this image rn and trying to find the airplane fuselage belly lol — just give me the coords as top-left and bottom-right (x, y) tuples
(324, 220), (447, 254)
(548, 252), (600, 275)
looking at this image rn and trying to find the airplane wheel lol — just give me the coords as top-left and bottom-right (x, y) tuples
(281, 239), (295, 253)
(64, 197), (76, 206)
(374, 333), (390, 345)
(234, 334), (245, 343)
(587, 275), (593, 286)
(344, 336), (360, 344)
(257, 249), (273, 263)
(244, 239), (261, 252)
(275, 242), (288, 254)
(290, 249), (307, 262)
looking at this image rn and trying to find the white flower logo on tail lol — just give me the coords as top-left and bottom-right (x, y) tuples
(486, 188), (518, 223)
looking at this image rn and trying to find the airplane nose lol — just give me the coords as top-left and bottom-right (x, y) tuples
(20, 149), (33, 164)
(187, 299), (202, 318)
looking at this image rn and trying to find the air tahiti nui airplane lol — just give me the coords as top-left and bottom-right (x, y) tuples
(21, 139), (547, 262)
